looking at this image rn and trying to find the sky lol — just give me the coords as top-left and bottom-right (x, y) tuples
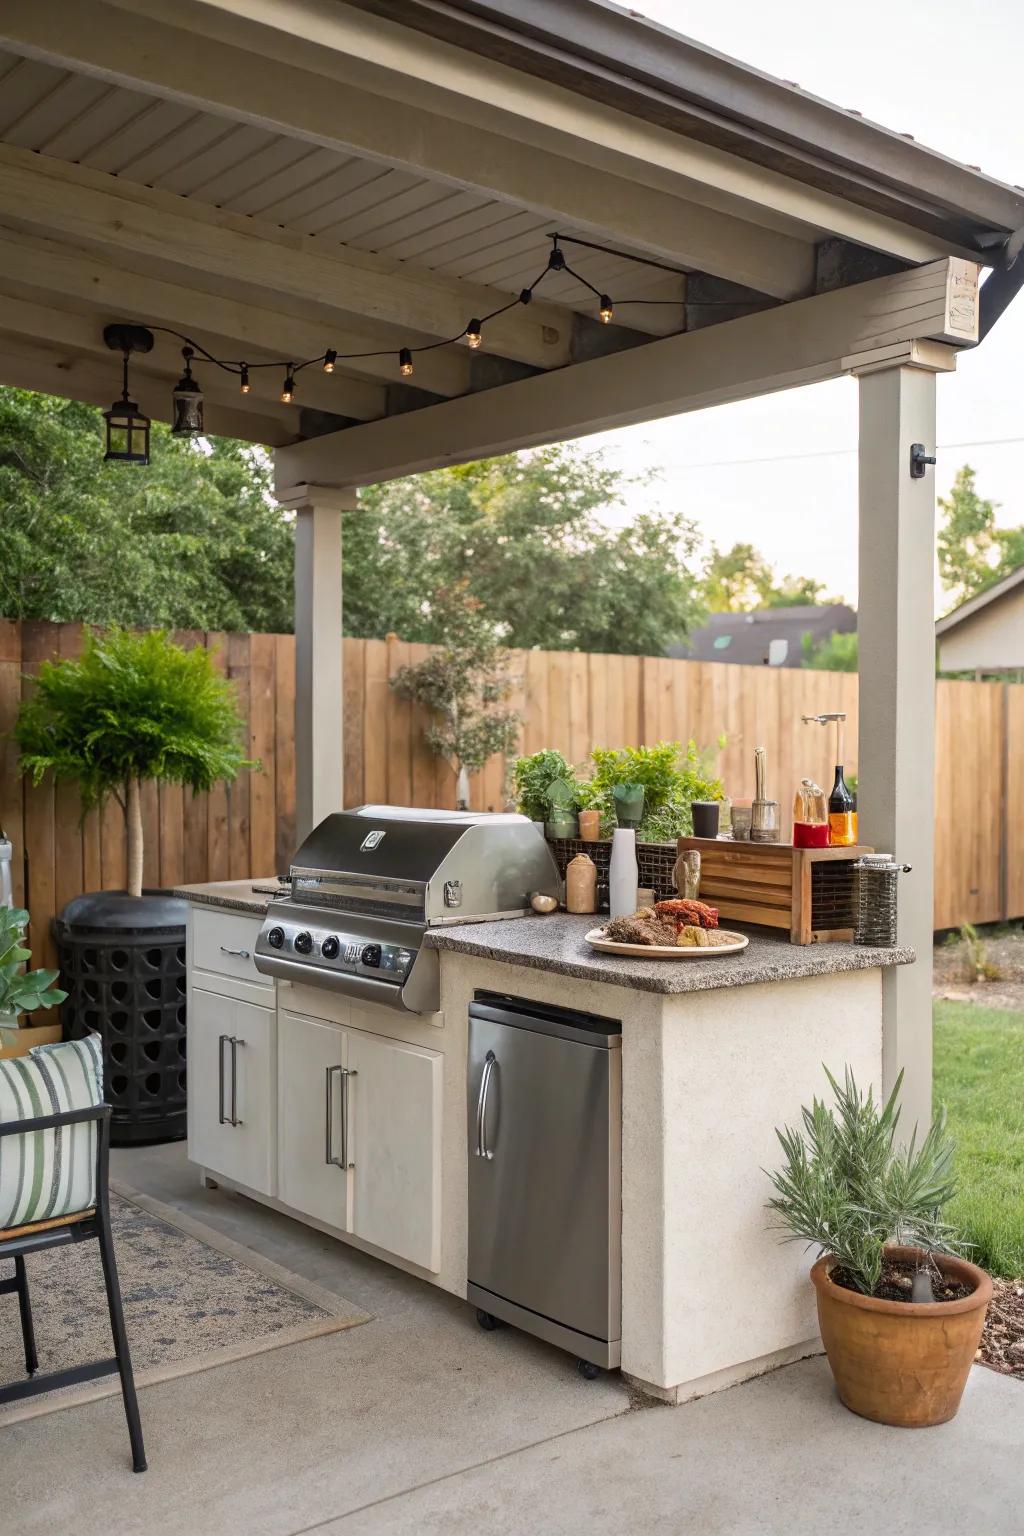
(581, 0), (1024, 610)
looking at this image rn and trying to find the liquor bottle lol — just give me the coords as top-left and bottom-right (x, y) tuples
(828, 764), (857, 847)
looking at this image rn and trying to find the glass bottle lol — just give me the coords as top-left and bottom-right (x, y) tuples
(793, 779), (829, 848)
(828, 765), (857, 846)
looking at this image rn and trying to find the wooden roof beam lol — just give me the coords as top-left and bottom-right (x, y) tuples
(0, 142), (571, 371)
(276, 257), (977, 489)
(0, 334), (290, 444)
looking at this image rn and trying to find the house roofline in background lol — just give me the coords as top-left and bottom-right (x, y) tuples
(935, 563), (1024, 634)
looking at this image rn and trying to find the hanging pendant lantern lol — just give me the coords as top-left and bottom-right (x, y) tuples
(171, 346), (204, 436)
(102, 323), (153, 464)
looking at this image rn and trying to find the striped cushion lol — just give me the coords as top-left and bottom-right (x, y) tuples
(0, 1034), (104, 1231)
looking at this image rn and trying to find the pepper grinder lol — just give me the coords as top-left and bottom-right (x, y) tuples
(751, 745), (780, 843)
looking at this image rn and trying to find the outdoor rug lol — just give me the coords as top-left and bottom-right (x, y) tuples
(0, 1182), (370, 1425)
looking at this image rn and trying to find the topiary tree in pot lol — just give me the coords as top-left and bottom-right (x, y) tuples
(766, 1066), (992, 1428)
(14, 627), (254, 1141)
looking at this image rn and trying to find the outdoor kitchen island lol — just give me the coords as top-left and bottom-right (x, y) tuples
(176, 882), (912, 1404)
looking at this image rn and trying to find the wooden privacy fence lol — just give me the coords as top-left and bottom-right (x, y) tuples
(0, 619), (1017, 967)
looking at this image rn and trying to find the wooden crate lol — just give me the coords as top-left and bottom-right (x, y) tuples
(0, 1023), (63, 1061)
(675, 837), (874, 944)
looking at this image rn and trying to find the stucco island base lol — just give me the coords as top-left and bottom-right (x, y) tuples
(439, 950), (884, 1404)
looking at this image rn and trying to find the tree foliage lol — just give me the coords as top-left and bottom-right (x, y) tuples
(703, 540), (827, 612)
(345, 447), (704, 653)
(15, 628), (253, 896)
(0, 388), (293, 630)
(938, 464), (1024, 609)
(801, 629), (858, 672)
(389, 585), (520, 806)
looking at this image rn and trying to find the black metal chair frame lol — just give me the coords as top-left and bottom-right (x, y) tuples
(0, 1102), (147, 1472)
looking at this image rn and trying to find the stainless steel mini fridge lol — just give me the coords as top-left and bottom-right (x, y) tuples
(467, 990), (622, 1373)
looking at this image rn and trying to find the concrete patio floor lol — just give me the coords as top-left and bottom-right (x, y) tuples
(3, 1142), (1020, 1536)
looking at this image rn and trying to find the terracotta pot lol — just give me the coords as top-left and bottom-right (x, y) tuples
(811, 1244), (992, 1427)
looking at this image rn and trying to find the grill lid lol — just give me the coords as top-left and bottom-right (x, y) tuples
(290, 806), (530, 884)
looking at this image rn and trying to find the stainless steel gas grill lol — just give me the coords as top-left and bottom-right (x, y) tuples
(253, 806), (561, 1014)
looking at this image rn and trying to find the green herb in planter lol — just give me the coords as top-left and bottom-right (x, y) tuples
(584, 741), (723, 843)
(511, 750), (579, 822)
(0, 906), (66, 1026)
(765, 1066), (962, 1296)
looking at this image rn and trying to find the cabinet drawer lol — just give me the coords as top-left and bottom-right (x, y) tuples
(192, 909), (270, 991)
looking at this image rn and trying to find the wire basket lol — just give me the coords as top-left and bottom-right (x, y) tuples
(854, 855), (912, 946)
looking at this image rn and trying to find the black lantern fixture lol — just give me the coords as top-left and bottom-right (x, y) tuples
(171, 346), (204, 436)
(102, 324), (153, 464)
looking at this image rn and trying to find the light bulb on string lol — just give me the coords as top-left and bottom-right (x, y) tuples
(399, 347), (414, 377)
(239, 363), (251, 393)
(281, 368), (296, 403)
(599, 295), (614, 323)
(465, 319), (482, 349)
(323, 349), (337, 374)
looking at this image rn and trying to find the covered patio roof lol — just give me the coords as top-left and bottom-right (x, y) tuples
(1, 0), (1021, 1131)
(0, 0), (1017, 463)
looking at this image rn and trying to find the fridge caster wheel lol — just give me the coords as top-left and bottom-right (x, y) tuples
(476, 1309), (504, 1331)
(577, 1358), (603, 1381)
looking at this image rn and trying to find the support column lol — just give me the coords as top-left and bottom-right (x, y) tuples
(276, 483), (356, 846)
(856, 355), (950, 1133)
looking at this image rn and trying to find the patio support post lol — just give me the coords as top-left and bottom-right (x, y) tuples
(856, 358), (946, 1134)
(278, 484), (356, 845)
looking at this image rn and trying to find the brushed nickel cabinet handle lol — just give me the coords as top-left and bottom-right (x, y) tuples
(220, 946), (251, 960)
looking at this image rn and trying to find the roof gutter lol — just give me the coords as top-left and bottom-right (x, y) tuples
(347, 0), (1024, 261)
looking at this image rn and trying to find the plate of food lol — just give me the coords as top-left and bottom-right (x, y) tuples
(585, 899), (749, 958)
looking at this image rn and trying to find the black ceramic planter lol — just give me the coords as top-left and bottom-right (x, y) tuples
(54, 891), (188, 1145)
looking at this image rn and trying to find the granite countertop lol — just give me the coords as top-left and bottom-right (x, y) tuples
(427, 912), (914, 996)
(173, 879), (285, 915)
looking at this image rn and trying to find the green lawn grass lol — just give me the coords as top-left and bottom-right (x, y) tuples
(934, 999), (1024, 1277)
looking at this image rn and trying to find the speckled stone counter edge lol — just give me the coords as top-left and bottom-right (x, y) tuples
(173, 883), (275, 916)
(427, 913), (914, 996)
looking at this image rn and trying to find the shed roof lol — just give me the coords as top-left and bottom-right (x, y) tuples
(935, 565), (1024, 636)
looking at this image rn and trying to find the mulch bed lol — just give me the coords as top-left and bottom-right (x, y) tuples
(978, 1279), (1024, 1381)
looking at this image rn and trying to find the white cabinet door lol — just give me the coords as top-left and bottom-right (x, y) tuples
(188, 987), (276, 1195)
(348, 1031), (442, 1272)
(278, 1010), (350, 1232)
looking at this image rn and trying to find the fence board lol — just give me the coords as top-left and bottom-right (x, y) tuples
(1, 620), (1018, 933)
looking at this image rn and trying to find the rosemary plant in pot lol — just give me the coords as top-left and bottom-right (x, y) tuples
(14, 628), (252, 1141)
(766, 1066), (991, 1428)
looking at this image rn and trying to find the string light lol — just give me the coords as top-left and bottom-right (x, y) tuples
(171, 346), (204, 437)
(103, 234), (700, 454)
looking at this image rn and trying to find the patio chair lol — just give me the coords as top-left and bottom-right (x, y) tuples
(0, 1037), (146, 1472)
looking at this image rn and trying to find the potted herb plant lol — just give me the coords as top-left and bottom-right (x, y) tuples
(578, 741), (723, 842)
(0, 905), (67, 1060)
(14, 627), (253, 1141)
(766, 1066), (991, 1427)
(511, 750), (579, 827)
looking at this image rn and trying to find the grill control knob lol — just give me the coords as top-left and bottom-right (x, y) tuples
(294, 930), (314, 955)
(360, 943), (382, 968)
(321, 935), (340, 960)
(266, 926), (285, 949)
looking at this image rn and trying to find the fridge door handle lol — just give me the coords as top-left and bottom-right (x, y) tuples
(475, 1051), (496, 1159)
